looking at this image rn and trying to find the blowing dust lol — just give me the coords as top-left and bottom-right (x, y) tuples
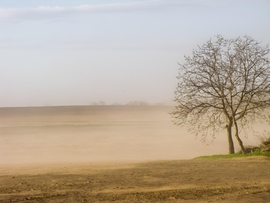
(0, 106), (266, 165)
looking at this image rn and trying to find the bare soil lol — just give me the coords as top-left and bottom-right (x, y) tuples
(1, 157), (270, 203)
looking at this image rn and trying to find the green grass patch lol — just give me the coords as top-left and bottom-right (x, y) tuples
(196, 149), (270, 159)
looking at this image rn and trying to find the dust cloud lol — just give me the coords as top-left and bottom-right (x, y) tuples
(0, 106), (266, 165)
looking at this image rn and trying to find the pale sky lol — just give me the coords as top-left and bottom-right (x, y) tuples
(0, 0), (269, 107)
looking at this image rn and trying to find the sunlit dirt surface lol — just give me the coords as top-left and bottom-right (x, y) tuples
(0, 158), (270, 202)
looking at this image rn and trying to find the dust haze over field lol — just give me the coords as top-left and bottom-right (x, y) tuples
(0, 105), (267, 166)
(0, 106), (214, 164)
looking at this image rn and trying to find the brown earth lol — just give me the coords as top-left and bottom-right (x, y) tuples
(1, 157), (270, 203)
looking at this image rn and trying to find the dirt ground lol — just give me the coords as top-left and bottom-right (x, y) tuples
(0, 157), (270, 203)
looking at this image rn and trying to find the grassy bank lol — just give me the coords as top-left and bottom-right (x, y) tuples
(196, 149), (270, 159)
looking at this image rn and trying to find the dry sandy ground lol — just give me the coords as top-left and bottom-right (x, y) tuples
(1, 157), (270, 203)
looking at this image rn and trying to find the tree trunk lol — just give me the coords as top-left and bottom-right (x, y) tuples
(226, 122), (235, 154)
(234, 120), (245, 154)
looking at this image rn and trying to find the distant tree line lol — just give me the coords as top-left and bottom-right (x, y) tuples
(89, 101), (166, 106)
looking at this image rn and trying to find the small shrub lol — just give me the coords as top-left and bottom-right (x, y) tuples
(239, 146), (260, 154)
(196, 135), (270, 159)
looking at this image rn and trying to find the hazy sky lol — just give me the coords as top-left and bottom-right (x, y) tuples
(0, 0), (269, 107)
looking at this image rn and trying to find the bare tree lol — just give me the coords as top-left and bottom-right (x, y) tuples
(171, 36), (270, 154)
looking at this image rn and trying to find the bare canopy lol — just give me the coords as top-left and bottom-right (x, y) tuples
(171, 35), (270, 154)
